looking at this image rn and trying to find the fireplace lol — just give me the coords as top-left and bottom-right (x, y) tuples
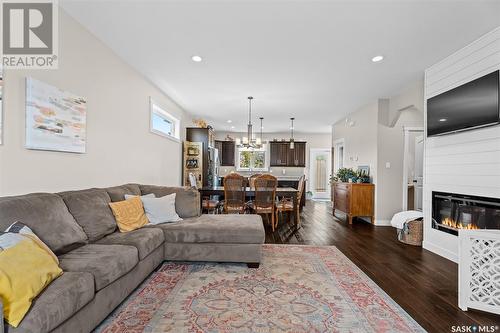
(432, 192), (500, 236)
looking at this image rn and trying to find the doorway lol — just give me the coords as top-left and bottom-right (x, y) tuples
(309, 148), (332, 200)
(402, 127), (424, 211)
(333, 139), (345, 173)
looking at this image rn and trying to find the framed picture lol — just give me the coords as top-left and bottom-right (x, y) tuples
(358, 165), (370, 175)
(25, 77), (87, 153)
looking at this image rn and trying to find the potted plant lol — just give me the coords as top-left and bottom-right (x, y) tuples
(356, 169), (370, 183)
(306, 191), (313, 200)
(332, 168), (356, 183)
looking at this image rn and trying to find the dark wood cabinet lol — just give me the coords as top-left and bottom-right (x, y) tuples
(270, 142), (289, 166)
(288, 142), (306, 167)
(215, 140), (235, 166)
(270, 141), (306, 167)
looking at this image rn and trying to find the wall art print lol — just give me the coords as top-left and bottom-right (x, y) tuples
(26, 77), (87, 153)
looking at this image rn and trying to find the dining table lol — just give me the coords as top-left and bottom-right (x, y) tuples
(198, 186), (301, 227)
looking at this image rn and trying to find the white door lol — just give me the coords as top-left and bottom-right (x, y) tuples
(414, 135), (424, 211)
(309, 148), (332, 200)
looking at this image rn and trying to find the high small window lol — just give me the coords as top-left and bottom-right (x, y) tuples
(150, 98), (180, 141)
(236, 147), (268, 171)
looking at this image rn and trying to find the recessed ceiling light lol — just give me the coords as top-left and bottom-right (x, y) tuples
(231, 126), (235, 129)
(439, 118), (447, 122)
(227, 120), (232, 123)
(191, 55), (202, 62)
(371, 55), (384, 63)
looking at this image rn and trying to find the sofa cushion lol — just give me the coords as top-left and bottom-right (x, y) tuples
(105, 184), (141, 202)
(58, 244), (138, 291)
(7, 272), (94, 333)
(139, 185), (200, 218)
(95, 228), (164, 260)
(58, 189), (116, 242)
(0, 193), (88, 254)
(154, 214), (265, 244)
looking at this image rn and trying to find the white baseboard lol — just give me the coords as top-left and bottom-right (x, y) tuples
(374, 219), (391, 226)
(423, 240), (458, 263)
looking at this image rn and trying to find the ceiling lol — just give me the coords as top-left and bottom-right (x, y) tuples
(60, 0), (500, 134)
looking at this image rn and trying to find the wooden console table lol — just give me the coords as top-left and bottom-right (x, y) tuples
(332, 182), (375, 224)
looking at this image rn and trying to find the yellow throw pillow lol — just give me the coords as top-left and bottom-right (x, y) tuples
(109, 196), (149, 232)
(0, 222), (63, 327)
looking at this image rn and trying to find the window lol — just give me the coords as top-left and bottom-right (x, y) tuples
(150, 98), (180, 141)
(236, 147), (268, 171)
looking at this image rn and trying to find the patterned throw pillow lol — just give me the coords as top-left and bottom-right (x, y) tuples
(0, 222), (63, 327)
(109, 196), (149, 232)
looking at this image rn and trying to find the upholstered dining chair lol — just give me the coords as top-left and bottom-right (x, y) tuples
(248, 174), (278, 231)
(223, 173), (247, 214)
(275, 175), (305, 228)
(189, 172), (220, 214)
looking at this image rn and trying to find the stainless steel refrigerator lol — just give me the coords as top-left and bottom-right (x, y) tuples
(207, 147), (220, 187)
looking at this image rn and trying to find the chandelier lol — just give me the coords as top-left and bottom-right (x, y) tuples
(235, 96), (263, 149)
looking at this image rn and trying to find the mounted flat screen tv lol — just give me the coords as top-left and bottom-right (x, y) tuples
(427, 70), (499, 137)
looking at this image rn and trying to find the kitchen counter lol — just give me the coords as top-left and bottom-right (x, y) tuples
(218, 174), (307, 211)
(275, 176), (304, 181)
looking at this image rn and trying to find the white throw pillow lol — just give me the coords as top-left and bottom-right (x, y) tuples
(140, 193), (182, 225)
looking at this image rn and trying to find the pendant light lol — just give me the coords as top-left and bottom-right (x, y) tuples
(236, 97), (263, 149)
(289, 117), (295, 149)
(256, 117), (264, 146)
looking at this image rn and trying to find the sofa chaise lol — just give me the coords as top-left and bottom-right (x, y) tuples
(0, 184), (265, 333)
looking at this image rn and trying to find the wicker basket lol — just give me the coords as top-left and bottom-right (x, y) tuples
(397, 219), (423, 246)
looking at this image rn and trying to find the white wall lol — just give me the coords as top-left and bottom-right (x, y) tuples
(0, 10), (192, 195)
(377, 88), (424, 223)
(332, 82), (424, 224)
(423, 27), (500, 262)
(331, 101), (379, 181)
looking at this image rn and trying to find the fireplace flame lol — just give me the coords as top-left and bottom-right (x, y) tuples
(441, 217), (479, 230)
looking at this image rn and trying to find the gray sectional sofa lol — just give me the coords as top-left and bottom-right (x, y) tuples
(0, 184), (265, 333)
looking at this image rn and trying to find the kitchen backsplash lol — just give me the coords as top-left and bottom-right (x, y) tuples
(219, 166), (307, 178)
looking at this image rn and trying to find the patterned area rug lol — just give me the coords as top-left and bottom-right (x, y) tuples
(95, 245), (424, 333)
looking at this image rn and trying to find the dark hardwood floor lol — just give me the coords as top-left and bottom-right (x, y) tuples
(265, 200), (500, 333)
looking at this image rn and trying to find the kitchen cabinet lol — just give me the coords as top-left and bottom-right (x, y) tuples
(215, 140), (235, 166)
(270, 142), (289, 166)
(270, 141), (306, 167)
(288, 142), (306, 167)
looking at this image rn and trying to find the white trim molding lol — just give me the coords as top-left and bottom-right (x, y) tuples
(374, 219), (391, 226)
(402, 126), (424, 211)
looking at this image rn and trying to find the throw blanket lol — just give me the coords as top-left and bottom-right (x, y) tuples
(391, 210), (423, 229)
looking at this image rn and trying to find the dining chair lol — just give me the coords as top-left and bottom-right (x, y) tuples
(248, 174), (262, 188)
(275, 175), (305, 228)
(248, 174), (278, 231)
(223, 173), (247, 214)
(189, 172), (220, 214)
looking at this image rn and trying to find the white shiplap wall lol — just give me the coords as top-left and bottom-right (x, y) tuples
(424, 27), (500, 262)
